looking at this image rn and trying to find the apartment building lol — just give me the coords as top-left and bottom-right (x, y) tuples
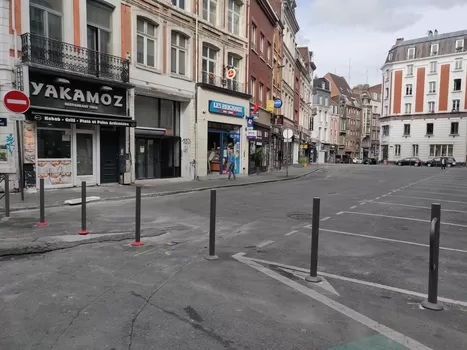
(296, 47), (312, 163)
(369, 84), (382, 158)
(326, 73), (361, 158)
(312, 77), (331, 163)
(381, 29), (467, 163)
(329, 100), (340, 162)
(248, 0), (279, 173)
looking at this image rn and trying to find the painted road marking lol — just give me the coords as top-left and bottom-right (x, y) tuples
(375, 197), (381, 200)
(257, 240), (274, 248)
(329, 334), (411, 350)
(133, 246), (159, 257)
(239, 255), (467, 308)
(285, 230), (298, 236)
(337, 211), (467, 228)
(233, 253), (432, 350)
(350, 206), (357, 209)
(321, 217), (331, 222)
(370, 201), (467, 214)
(336, 211), (343, 215)
(278, 267), (340, 296)
(319, 228), (467, 254)
(388, 194), (467, 204)
(401, 190), (467, 198)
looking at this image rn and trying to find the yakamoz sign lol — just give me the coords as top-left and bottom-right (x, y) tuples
(29, 72), (127, 116)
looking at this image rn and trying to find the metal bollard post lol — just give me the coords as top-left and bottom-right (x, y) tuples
(205, 189), (219, 260)
(131, 185), (143, 246)
(421, 203), (443, 310)
(37, 178), (48, 226)
(78, 181), (89, 235)
(306, 197), (322, 283)
(4, 174), (10, 217)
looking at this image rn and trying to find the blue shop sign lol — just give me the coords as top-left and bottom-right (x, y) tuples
(209, 100), (245, 118)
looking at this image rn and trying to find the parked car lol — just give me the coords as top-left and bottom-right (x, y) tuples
(396, 157), (422, 166)
(352, 157), (363, 164)
(425, 157), (456, 167)
(363, 157), (378, 165)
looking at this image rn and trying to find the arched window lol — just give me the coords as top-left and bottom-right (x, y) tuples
(171, 32), (188, 76)
(136, 17), (157, 67)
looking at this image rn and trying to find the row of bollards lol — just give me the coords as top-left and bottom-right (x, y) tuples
(2, 173), (10, 217)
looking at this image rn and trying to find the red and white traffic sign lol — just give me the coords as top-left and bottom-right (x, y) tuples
(3, 90), (30, 114)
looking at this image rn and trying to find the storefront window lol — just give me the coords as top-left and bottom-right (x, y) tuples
(160, 99), (174, 130)
(37, 129), (71, 158)
(135, 95), (160, 128)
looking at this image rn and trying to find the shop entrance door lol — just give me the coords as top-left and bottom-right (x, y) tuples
(75, 130), (96, 185)
(136, 138), (161, 179)
(100, 128), (120, 183)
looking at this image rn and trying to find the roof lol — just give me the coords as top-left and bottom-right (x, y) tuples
(392, 29), (467, 49)
(326, 73), (362, 108)
(297, 47), (311, 73)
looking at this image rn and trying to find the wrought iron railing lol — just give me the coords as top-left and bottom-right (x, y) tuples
(200, 71), (245, 93)
(21, 33), (130, 83)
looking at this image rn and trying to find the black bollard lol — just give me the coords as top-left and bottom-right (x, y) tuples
(421, 203), (443, 310)
(132, 185), (143, 246)
(37, 178), (47, 226)
(4, 174), (10, 217)
(205, 189), (219, 260)
(306, 197), (322, 282)
(78, 181), (88, 235)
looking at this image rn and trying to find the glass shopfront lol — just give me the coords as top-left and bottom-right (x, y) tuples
(207, 122), (240, 175)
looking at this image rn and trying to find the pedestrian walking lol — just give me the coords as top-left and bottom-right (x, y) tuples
(227, 149), (236, 180)
(441, 157), (446, 170)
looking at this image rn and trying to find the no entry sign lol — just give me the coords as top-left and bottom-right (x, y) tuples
(3, 90), (30, 114)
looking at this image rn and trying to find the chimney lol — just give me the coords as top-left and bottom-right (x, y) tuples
(428, 30), (433, 36)
(434, 29), (438, 36)
(395, 37), (404, 45)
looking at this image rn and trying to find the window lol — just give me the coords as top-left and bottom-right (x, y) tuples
(388, 52), (393, 61)
(453, 79), (461, 91)
(405, 103), (412, 114)
(429, 81), (436, 93)
(87, 1), (112, 57)
(430, 61), (437, 73)
(203, 0), (217, 25)
(412, 144), (419, 157)
(430, 44), (438, 56)
(251, 23), (256, 49)
(267, 42), (272, 64)
(250, 76), (256, 100)
(202, 45), (217, 83)
(407, 48), (415, 60)
(453, 99), (460, 111)
(430, 144), (453, 157)
(266, 88), (271, 102)
(259, 83), (263, 105)
(384, 106), (388, 116)
(382, 125), (389, 136)
(428, 101), (435, 112)
(451, 122), (459, 135)
(228, 0), (241, 35)
(407, 65), (414, 76)
(319, 96), (323, 105)
(171, 32), (187, 76)
(135, 96), (180, 135)
(455, 58), (463, 70)
(456, 39), (464, 51)
(403, 124), (410, 136)
(227, 54), (241, 91)
(385, 87), (389, 98)
(37, 128), (71, 159)
(406, 84), (413, 95)
(171, 0), (185, 10)
(395, 144), (401, 157)
(30, 0), (62, 40)
(137, 17), (157, 67)
(426, 123), (434, 135)
(259, 34), (264, 57)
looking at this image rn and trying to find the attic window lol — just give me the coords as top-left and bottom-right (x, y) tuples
(388, 52), (393, 61)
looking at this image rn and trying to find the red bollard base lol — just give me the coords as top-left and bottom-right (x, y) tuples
(37, 221), (48, 227)
(78, 229), (89, 235)
(131, 241), (144, 246)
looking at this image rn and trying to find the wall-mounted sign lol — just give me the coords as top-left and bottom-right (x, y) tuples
(274, 99), (283, 108)
(247, 118), (254, 128)
(31, 114), (136, 128)
(29, 72), (127, 116)
(226, 68), (236, 80)
(266, 100), (275, 112)
(0, 118), (7, 126)
(208, 100), (245, 118)
(246, 129), (257, 138)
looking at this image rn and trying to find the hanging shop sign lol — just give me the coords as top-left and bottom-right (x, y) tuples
(29, 72), (127, 116)
(208, 100), (245, 117)
(266, 100), (275, 112)
(31, 114), (136, 128)
(226, 68), (236, 79)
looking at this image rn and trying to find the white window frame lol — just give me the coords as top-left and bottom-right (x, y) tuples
(428, 101), (435, 112)
(407, 48), (415, 60)
(453, 78), (462, 91)
(407, 64), (414, 76)
(403, 123), (410, 135)
(251, 23), (257, 49)
(171, 31), (188, 76)
(405, 103), (412, 114)
(412, 144), (419, 157)
(456, 39), (464, 50)
(430, 61), (437, 73)
(171, 0), (185, 10)
(395, 144), (401, 157)
(136, 17), (157, 68)
(259, 34), (264, 57)
(202, 45), (218, 82)
(430, 44), (439, 56)
(227, 0), (241, 36)
(453, 99), (460, 111)
(202, 0), (217, 25)
(429, 81), (436, 93)
(455, 58), (463, 70)
(406, 84), (413, 96)
(30, 0), (63, 39)
(250, 76), (256, 100)
(259, 83), (263, 105)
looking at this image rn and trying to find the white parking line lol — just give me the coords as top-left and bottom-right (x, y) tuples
(336, 211), (343, 215)
(371, 201), (467, 214)
(402, 190), (467, 198)
(389, 194), (467, 204)
(257, 240), (274, 248)
(375, 197), (381, 200)
(350, 206), (357, 209)
(285, 230), (298, 236)
(320, 217), (331, 222)
(320, 228), (467, 254)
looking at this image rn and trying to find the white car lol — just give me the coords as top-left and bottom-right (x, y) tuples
(352, 158), (363, 164)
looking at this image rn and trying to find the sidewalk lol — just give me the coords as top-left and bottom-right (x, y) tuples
(5, 165), (319, 212)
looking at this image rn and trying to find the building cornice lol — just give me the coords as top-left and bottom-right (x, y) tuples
(257, 0), (280, 26)
(380, 111), (467, 122)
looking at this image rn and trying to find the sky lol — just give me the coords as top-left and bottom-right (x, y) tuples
(295, 0), (467, 87)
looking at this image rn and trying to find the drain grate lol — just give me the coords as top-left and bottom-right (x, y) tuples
(287, 212), (313, 220)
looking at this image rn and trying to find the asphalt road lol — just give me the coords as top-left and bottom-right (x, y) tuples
(1, 164), (467, 350)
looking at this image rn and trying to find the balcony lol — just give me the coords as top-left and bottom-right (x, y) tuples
(21, 33), (130, 83)
(201, 71), (246, 93)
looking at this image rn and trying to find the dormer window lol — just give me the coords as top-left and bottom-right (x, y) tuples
(456, 39), (464, 51)
(407, 47), (415, 60)
(430, 44), (439, 56)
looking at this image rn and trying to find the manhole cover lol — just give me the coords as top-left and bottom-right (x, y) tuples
(287, 212), (313, 220)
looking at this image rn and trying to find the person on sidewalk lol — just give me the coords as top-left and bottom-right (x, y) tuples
(441, 157), (446, 170)
(227, 149), (236, 180)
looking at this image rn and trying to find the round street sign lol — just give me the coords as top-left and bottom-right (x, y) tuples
(273, 99), (283, 108)
(226, 68), (236, 80)
(283, 128), (293, 139)
(3, 90), (30, 114)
